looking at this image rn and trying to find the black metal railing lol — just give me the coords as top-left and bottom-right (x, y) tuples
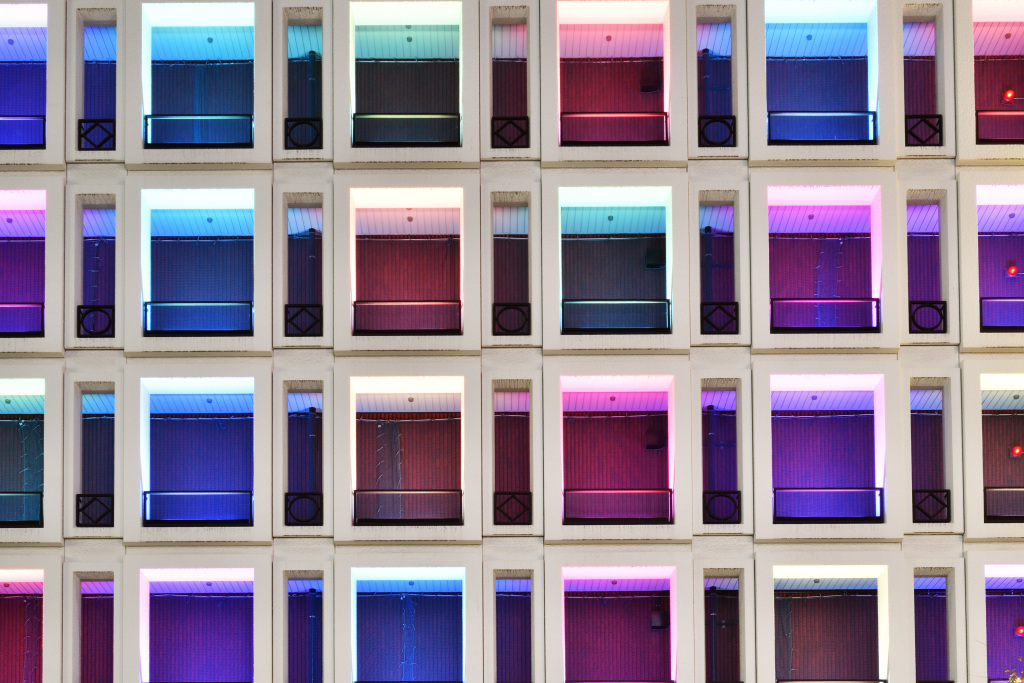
(560, 111), (670, 146)
(143, 114), (254, 149)
(698, 115), (737, 147)
(284, 117), (323, 149)
(913, 489), (951, 524)
(284, 492), (323, 526)
(563, 489), (674, 525)
(905, 114), (942, 146)
(493, 302), (531, 336)
(142, 490), (254, 527)
(767, 110), (878, 145)
(494, 491), (532, 525)
(352, 300), (462, 335)
(773, 487), (884, 524)
(78, 118), (116, 150)
(0, 115), (46, 149)
(143, 301), (254, 337)
(976, 110), (1024, 144)
(492, 116), (529, 148)
(77, 305), (115, 338)
(984, 486), (1024, 523)
(561, 299), (671, 334)
(76, 493), (114, 527)
(701, 301), (739, 335)
(353, 489), (463, 526)
(769, 298), (881, 333)
(703, 490), (741, 525)
(909, 301), (947, 334)
(0, 492), (43, 527)
(285, 303), (323, 337)
(0, 302), (45, 337)
(980, 297), (1024, 332)
(352, 113), (462, 147)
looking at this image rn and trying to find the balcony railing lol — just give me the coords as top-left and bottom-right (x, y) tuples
(143, 301), (254, 337)
(77, 305), (115, 338)
(492, 116), (529, 148)
(78, 118), (116, 150)
(769, 297), (881, 333)
(905, 115), (943, 146)
(773, 487), (885, 524)
(701, 301), (739, 335)
(0, 302), (45, 337)
(980, 297), (1024, 332)
(563, 489), (674, 525)
(494, 491), (532, 525)
(352, 113), (461, 147)
(767, 110), (878, 145)
(983, 486), (1024, 523)
(703, 490), (742, 525)
(0, 115), (46, 149)
(76, 493), (114, 527)
(352, 300), (462, 336)
(144, 114), (254, 149)
(567, 680), (674, 683)
(0, 492), (43, 527)
(353, 489), (463, 526)
(284, 117), (323, 149)
(561, 299), (671, 335)
(778, 680), (886, 683)
(909, 301), (947, 334)
(142, 490), (254, 527)
(698, 115), (737, 147)
(560, 111), (670, 146)
(976, 110), (1024, 144)
(913, 489), (951, 524)
(284, 492), (323, 526)
(493, 302), (531, 336)
(284, 303), (323, 337)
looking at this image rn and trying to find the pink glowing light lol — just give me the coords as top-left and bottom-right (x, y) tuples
(0, 4), (47, 28)
(562, 565), (674, 581)
(767, 185), (881, 207)
(560, 374), (673, 393)
(0, 569), (44, 583)
(557, 0), (668, 24)
(978, 185), (1024, 206)
(0, 189), (47, 212)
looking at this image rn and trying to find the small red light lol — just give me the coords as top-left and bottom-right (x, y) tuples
(1013, 446), (1024, 457)
(1005, 89), (1017, 103)
(1009, 265), (1019, 276)
(1016, 624), (1024, 637)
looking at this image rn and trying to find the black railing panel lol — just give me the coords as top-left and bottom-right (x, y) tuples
(494, 491), (532, 525)
(773, 487), (885, 524)
(560, 111), (670, 146)
(285, 303), (323, 337)
(77, 305), (115, 338)
(913, 489), (951, 523)
(353, 489), (463, 526)
(0, 115), (46, 149)
(493, 302), (531, 336)
(352, 113), (461, 147)
(143, 114), (254, 149)
(285, 492), (323, 526)
(352, 300), (462, 336)
(984, 487), (1024, 523)
(703, 490), (741, 524)
(767, 110), (878, 145)
(76, 493), (114, 527)
(0, 492), (43, 527)
(143, 301), (254, 337)
(979, 297), (1024, 332)
(142, 490), (254, 527)
(769, 298), (881, 333)
(909, 301), (947, 334)
(0, 302), (45, 337)
(905, 114), (942, 146)
(492, 116), (529, 148)
(561, 299), (671, 335)
(78, 119), (116, 150)
(284, 117), (323, 149)
(563, 489), (674, 525)
(701, 301), (739, 335)
(976, 110), (1024, 144)
(698, 115), (737, 147)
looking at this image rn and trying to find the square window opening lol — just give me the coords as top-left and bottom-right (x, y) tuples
(704, 576), (741, 682)
(285, 385), (323, 526)
(492, 195), (530, 336)
(977, 186), (1024, 331)
(0, 378), (45, 527)
(286, 577), (323, 683)
(702, 386), (740, 524)
(903, 19), (941, 146)
(0, 189), (46, 337)
(0, 4), (47, 149)
(767, 185), (882, 333)
(494, 573), (532, 683)
(0, 571), (44, 681)
(78, 387), (115, 527)
(285, 197), (323, 337)
(973, 2), (1024, 144)
(79, 577), (114, 683)
(284, 15), (323, 150)
(140, 3), (256, 149)
(980, 375), (1024, 522)
(78, 202), (116, 338)
(697, 18), (736, 147)
(699, 199), (738, 334)
(493, 383), (531, 525)
(79, 18), (117, 151)
(491, 12), (528, 149)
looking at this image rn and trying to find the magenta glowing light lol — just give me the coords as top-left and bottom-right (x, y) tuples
(0, 189), (47, 212)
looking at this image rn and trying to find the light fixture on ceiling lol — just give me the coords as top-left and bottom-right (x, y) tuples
(1012, 445), (1023, 458)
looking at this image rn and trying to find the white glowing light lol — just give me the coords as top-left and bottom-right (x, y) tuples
(140, 188), (255, 211)
(560, 375), (674, 393)
(557, 0), (669, 24)
(351, 2), (462, 26)
(774, 565), (887, 579)
(350, 187), (463, 210)
(0, 378), (45, 395)
(770, 374), (884, 392)
(141, 3), (254, 27)
(140, 567), (255, 582)
(140, 377), (255, 395)
(0, 4), (47, 28)
(767, 185), (881, 206)
(0, 189), (47, 211)
(559, 186), (671, 208)
(350, 376), (464, 395)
